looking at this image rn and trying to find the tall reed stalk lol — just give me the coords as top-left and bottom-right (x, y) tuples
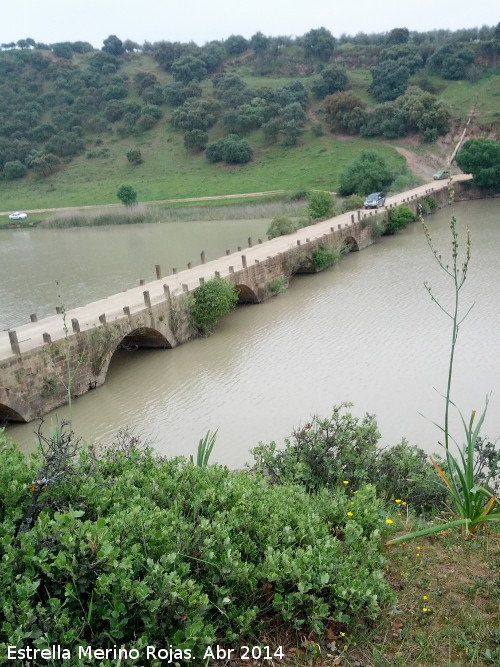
(387, 187), (500, 544)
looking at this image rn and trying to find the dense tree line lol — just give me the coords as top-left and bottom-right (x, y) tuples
(1, 23), (499, 181)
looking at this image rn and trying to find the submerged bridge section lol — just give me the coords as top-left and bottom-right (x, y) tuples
(0, 179), (469, 422)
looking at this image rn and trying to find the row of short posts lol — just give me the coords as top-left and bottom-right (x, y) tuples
(8, 224), (351, 356)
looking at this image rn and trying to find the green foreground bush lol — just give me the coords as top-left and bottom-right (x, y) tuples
(251, 403), (448, 514)
(0, 428), (393, 663)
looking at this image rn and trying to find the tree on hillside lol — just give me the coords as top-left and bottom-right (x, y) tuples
(312, 64), (349, 100)
(370, 61), (410, 102)
(396, 86), (451, 138)
(126, 149), (143, 165)
(224, 34), (249, 55)
(171, 55), (207, 84)
(323, 91), (366, 133)
(427, 43), (475, 80)
(386, 28), (410, 45)
(302, 27), (336, 61)
(380, 44), (423, 75)
(184, 129), (208, 152)
(30, 153), (61, 177)
(455, 138), (500, 188)
(338, 150), (393, 196)
(3, 160), (27, 180)
(117, 184), (138, 206)
(250, 31), (269, 54)
(102, 35), (125, 56)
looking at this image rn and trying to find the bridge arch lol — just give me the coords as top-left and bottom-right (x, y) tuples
(235, 284), (259, 304)
(343, 235), (359, 252)
(98, 327), (173, 382)
(119, 327), (173, 350)
(0, 388), (31, 423)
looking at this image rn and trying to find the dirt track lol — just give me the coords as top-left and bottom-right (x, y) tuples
(0, 190), (288, 218)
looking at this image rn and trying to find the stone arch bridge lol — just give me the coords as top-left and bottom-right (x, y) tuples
(0, 179), (467, 422)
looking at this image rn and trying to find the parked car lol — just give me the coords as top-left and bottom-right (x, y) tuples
(433, 169), (450, 180)
(8, 211), (28, 220)
(364, 192), (386, 209)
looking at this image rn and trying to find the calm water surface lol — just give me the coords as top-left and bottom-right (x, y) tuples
(4, 201), (500, 468)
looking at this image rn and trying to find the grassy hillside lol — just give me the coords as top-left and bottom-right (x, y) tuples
(0, 131), (408, 210)
(0, 32), (499, 215)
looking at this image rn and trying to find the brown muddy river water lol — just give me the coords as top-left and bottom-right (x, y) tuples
(3, 200), (500, 468)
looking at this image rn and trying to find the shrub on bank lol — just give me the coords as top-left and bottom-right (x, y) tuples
(190, 276), (238, 335)
(266, 215), (297, 238)
(384, 205), (415, 234)
(0, 427), (393, 662)
(251, 403), (448, 513)
(311, 242), (348, 270)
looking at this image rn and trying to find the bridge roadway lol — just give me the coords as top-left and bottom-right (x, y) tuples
(0, 177), (469, 362)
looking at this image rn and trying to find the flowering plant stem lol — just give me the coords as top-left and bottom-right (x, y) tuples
(387, 189), (500, 545)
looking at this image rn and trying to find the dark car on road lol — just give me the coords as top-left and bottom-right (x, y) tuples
(364, 192), (386, 209)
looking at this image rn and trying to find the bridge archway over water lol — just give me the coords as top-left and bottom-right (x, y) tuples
(0, 388), (30, 423)
(344, 236), (359, 252)
(99, 327), (173, 383)
(119, 327), (173, 350)
(235, 284), (259, 304)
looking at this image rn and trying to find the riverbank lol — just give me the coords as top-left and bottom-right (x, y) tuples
(2, 416), (499, 667)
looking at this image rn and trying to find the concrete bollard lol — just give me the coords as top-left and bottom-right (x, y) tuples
(338, 224), (342, 229)
(8, 331), (21, 356)
(215, 271), (220, 278)
(237, 246), (242, 252)
(229, 266), (234, 274)
(143, 291), (152, 308)
(155, 264), (162, 279)
(226, 249), (230, 255)
(248, 237), (253, 247)
(43, 332), (52, 344)
(241, 255), (247, 268)
(201, 251), (206, 264)
(199, 277), (205, 284)
(351, 214), (354, 224)
(187, 262), (192, 269)
(123, 306), (131, 320)
(99, 314), (106, 324)
(56, 306), (62, 314)
(182, 284), (189, 293)
(173, 268), (178, 274)
(30, 313), (38, 322)
(71, 318), (80, 333)
(163, 284), (170, 299)
(140, 279), (146, 286)
(297, 240), (301, 246)
(258, 238), (263, 244)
